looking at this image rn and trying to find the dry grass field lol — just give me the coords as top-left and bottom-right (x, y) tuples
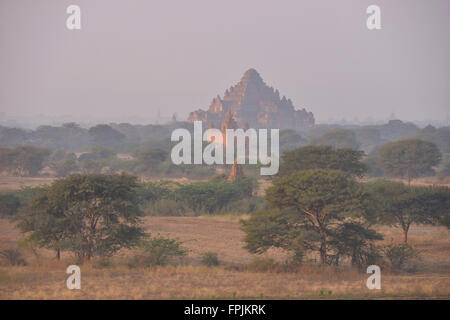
(0, 176), (56, 192)
(1, 216), (449, 300)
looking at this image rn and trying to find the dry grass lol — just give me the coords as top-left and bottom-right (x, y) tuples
(0, 216), (449, 299)
(359, 176), (450, 188)
(0, 176), (56, 192)
(1, 264), (448, 300)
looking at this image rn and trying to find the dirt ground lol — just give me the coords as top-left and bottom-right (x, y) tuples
(0, 216), (449, 299)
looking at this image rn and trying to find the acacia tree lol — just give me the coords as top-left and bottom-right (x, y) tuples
(279, 145), (367, 178)
(135, 147), (167, 173)
(310, 128), (360, 150)
(16, 174), (146, 262)
(328, 222), (382, 269)
(367, 180), (449, 243)
(0, 146), (50, 176)
(377, 139), (441, 185)
(15, 185), (69, 260)
(88, 124), (125, 148)
(242, 169), (375, 265)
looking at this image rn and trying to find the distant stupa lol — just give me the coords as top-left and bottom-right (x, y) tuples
(228, 158), (244, 182)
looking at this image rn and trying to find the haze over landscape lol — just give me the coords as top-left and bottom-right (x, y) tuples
(1, 0), (449, 128)
(0, 1), (450, 302)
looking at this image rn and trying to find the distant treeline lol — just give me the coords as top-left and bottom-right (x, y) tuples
(0, 119), (448, 179)
(0, 121), (193, 153)
(1, 119), (449, 154)
(0, 144), (216, 178)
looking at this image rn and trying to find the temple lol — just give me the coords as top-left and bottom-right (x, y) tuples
(188, 69), (315, 130)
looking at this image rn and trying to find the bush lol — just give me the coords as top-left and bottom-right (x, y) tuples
(0, 193), (21, 217)
(382, 243), (419, 273)
(201, 251), (219, 267)
(0, 187), (39, 217)
(129, 235), (187, 268)
(222, 196), (267, 215)
(174, 178), (255, 214)
(144, 198), (189, 216)
(0, 248), (27, 266)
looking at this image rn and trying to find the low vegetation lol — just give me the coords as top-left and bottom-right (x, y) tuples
(201, 251), (220, 267)
(0, 130), (448, 299)
(128, 236), (187, 268)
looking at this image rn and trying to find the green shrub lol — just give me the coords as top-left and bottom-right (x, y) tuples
(382, 243), (419, 273)
(0, 248), (27, 266)
(174, 178), (255, 214)
(0, 187), (39, 217)
(0, 193), (21, 217)
(144, 198), (188, 216)
(201, 251), (219, 267)
(129, 235), (187, 268)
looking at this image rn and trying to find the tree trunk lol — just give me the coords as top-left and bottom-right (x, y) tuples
(319, 238), (327, 265)
(403, 226), (409, 243)
(406, 168), (411, 187)
(56, 248), (60, 260)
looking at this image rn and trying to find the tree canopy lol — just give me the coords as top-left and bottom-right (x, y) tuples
(0, 145), (50, 176)
(377, 139), (442, 184)
(279, 145), (367, 178)
(310, 128), (360, 150)
(365, 180), (450, 242)
(242, 169), (379, 266)
(15, 174), (146, 262)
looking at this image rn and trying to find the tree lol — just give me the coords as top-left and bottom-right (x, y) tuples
(329, 222), (382, 269)
(88, 124), (125, 148)
(49, 150), (78, 177)
(353, 127), (385, 153)
(0, 192), (21, 217)
(15, 185), (71, 260)
(279, 145), (367, 178)
(310, 128), (360, 150)
(242, 169), (373, 265)
(377, 139), (442, 185)
(15, 174), (146, 262)
(279, 129), (307, 152)
(89, 146), (117, 159)
(78, 146), (116, 174)
(0, 146), (50, 176)
(415, 125), (450, 154)
(135, 147), (167, 173)
(366, 180), (449, 243)
(34, 124), (90, 152)
(377, 120), (420, 142)
(0, 127), (28, 147)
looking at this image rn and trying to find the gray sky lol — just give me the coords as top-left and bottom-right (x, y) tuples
(1, 0), (449, 123)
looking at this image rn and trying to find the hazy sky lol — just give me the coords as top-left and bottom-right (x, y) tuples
(1, 0), (449, 123)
